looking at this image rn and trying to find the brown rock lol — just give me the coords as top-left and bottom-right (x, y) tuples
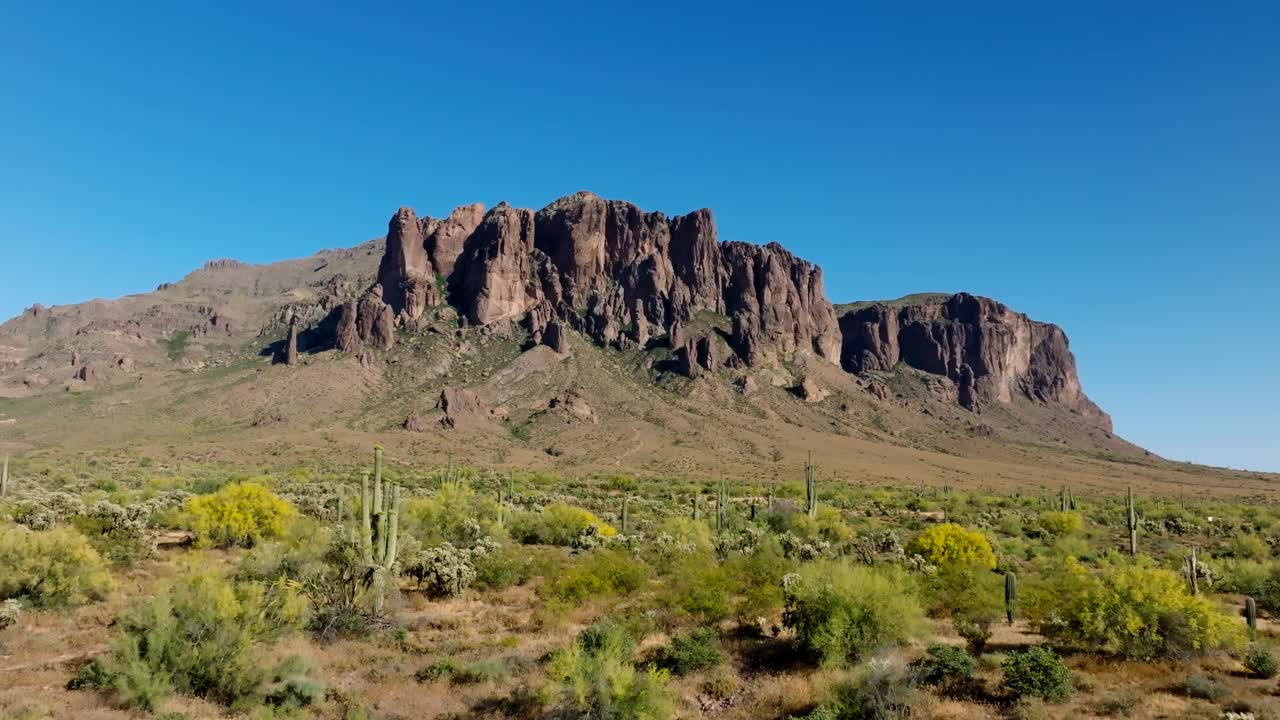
(403, 413), (428, 432)
(437, 387), (488, 427)
(335, 300), (358, 352)
(544, 321), (567, 354)
(736, 375), (759, 394)
(377, 206), (436, 322)
(74, 364), (96, 382)
(866, 380), (891, 402)
(285, 321), (298, 366)
(452, 203), (538, 325)
(427, 203), (486, 278)
(549, 390), (598, 424)
(797, 376), (828, 403)
(839, 293), (1110, 428)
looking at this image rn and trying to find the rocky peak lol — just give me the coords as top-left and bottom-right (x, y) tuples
(838, 292), (1110, 429)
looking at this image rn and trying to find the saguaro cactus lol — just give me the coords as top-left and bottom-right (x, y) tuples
(1182, 543), (1192, 594)
(1126, 486), (1139, 557)
(621, 497), (630, 534)
(1246, 596), (1257, 634)
(716, 478), (729, 533)
(805, 454), (817, 518)
(361, 446), (400, 615)
(0, 455), (8, 497)
(1005, 572), (1017, 624)
(692, 494), (701, 521)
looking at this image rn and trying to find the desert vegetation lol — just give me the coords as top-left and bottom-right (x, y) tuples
(2, 447), (1279, 719)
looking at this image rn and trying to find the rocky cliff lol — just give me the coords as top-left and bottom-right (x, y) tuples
(337, 191), (843, 371)
(838, 293), (1111, 429)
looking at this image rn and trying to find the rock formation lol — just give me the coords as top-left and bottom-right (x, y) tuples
(838, 293), (1109, 428)
(335, 191), (841, 375)
(284, 321), (298, 366)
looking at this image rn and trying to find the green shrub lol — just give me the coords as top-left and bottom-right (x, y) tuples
(539, 549), (649, 604)
(794, 656), (918, 720)
(1025, 555), (1246, 659)
(400, 481), (499, 546)
(452, 657), (510, 685)
(404, 542), (479, 598)
(1179, 674), (1227, 701)
(924, 562), (1003, 654)
(915, 643), (975, 693)
(0, 526), (113, 608)
(71, 501), (151, 567)
(782, 562), (926, 667)
(655, 627), (723, 675)
(510, 503), (616, 546)
(263, 655), (324, 710)
(905, 523), (996, 569)
(1245, 645), (1278, 679)
(1002, 647), (1072, 703)
(186, 482), (296, 548)
(110, 568), (307, 709)
(656, 552), (733, 623)
(67, 658), (115, 691)
(415, 658), (456, 683)
(545, 621), (674, 720)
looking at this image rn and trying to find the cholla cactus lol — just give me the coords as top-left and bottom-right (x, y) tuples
(406, 542), (478, 598)
(0, 599), (19, 631)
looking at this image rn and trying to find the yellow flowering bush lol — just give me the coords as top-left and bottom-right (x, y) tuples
(1037, 511), (1085, 537)
(905, 523), (996, 569)
(0, 525), (113, 608)
(1026, 554), (1246, 659)
(186, 482), (296, 548)
(510, 502), (616, 546)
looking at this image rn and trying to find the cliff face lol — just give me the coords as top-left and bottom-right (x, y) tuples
(328, 191), (1105, 428)
(838, 293), (1111, 429)
(340, 191), (842, 370)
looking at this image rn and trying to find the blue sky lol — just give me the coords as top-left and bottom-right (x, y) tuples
(2, 2), (1277, 471)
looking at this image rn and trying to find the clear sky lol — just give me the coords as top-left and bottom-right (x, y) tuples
(2, 2), (1277, 471)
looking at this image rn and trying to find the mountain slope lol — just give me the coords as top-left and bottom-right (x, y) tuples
(2, 191), (1272, 498)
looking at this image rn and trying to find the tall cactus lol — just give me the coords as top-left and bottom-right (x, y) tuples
(1246, 596), (1258, 634)
(692, 494), (702, 521)
(716, 478), (728, 533)
(621, 497), (630, 534)
(805, 453), (817, 518)
(1182, 543), (1192, 594)
(1005, 572), (1017, 624)
(0, 454), (8, 497)
(361, 446), (400, 615)
(1126, 486), (1139, 557)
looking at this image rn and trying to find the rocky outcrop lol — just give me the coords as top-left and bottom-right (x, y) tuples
(284, 321), (298, 366)
(838, 293), (1109, 428)
(333, 191), (841, 374)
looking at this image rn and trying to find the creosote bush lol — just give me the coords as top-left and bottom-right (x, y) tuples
(110, 567), (307, 710)
(1002, 647), (1072, 702)
(655, 627), (723, 675)
(186, 482), (297, 548)
(1026, 554), (1246, 659)
(782, 561), (926, 667)
(0, 525), (113, 608)
(794, 655), (919, 720)
(1244, 645), (1278, 679)
(539, 548), (650, 604)
(545, 620), (674, 720)
(905, 523), (996, 570)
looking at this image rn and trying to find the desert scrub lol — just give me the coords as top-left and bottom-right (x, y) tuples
(1244, 645), (1278, 678)
(0, 525), (112, 607)
(109, 567), (308, 710)
(905, 523), (996, 569)
(656, 551), (733, 623)
(924, 562), (1004, 654)
(915, 643), (976, 694)
(539, 548), (650, 604)
(72, 500), (152, 566)
(782, 561), (926, 667)
(1026, 554), (1246, 659)
(403, 540), (503, 598)
(654, 627), (723, 675)
(1002, 647), (1072, 702)
(544, 621), (675, 720)
(185, 482), (297, 548)
(509, 502), (616, 546)
(795, 655), (919, 720)
(400, 481), (499, 546)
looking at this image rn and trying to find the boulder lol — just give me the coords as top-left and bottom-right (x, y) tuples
(797, 376), (828, 403)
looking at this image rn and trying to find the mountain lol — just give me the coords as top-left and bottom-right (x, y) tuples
(3, 191), (1272, 497)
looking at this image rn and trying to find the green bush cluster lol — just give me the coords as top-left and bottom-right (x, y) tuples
(794, 656), (919, 720)
(782, 562), (925, 667)
(1002, 647), (1072, 702)
(654, 627), (723, 675)
(544, 620), (674, 720)
(109, 567), (307, 710)
(510, 502), (616, 546)
(905, 523), (996, 569)
(539, 549), (649, 604)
